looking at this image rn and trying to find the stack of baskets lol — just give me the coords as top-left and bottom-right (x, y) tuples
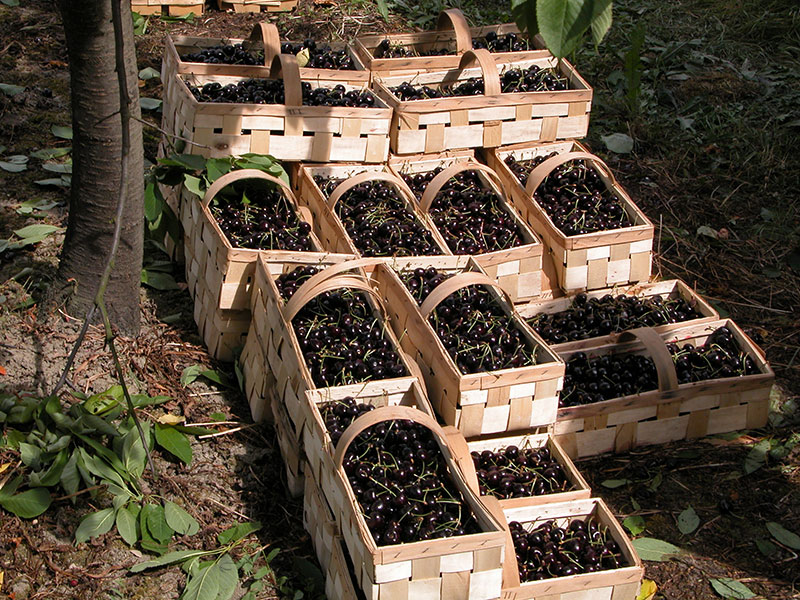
(158, 10), (774, 599)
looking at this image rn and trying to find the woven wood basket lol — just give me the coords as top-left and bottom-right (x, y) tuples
(372, 49), (592, 155)
(484, 496), (644, 600)
(132, 0), (201, 16)
(387, 154), (545, 302)
(327, 405), (507, 600)
(272, 388), (305, 496)
(458, 432), (591, 509)
(354, 10), (551, 77)
(485, 141), (655, 293)
(304, 468), (339, 573)
(162, 53), (391, 163)
(516, 279), (720, 352)
(553, 320), (775, 459)
(217, 0), (297, 13)
(326, 538), (363, 600)
(372, 262), (565, 438)
(294, 164), (452, 260)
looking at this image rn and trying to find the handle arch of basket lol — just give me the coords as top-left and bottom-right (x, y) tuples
(284, 257), (385, 312)
(201, 168), (303, 217)
(282, 274), (386, 322)
(441, 49), (502, 97)
(444, 427), (480, 492)
(248, 22), (281, 64)
(332, 405), (452, 469)
(419, 271), (515, 319)
(326, 171), (418, 212)
(480, 494), (522, 589)
(612, 327), (679, 393)
(436, 9), (472, 54)
(267, 53), (303, 107)
(418, 162), (510, 215)
(524, 151), (617, 196)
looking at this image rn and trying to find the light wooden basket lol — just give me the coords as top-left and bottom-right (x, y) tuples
(162, 53), (391, 163)
(553, 320), (775, 459)
(295, 164), (452, 260)
(326, 537), (363, 600)
(304, 468), (339, 574)
(516, 279), (720, 352)
(487, 497), (644, 600)
(217, 0), (298, 13)
(271, 388), (305, 496)
(373, 49), (592, 156)
(132, 0), (201, 16)
(388, 154), (545, 302)
(485, 141), (655, 293)
(327, 405), (507, 600)
(372, 262), (565, 438)
(354, 10), (551, 77)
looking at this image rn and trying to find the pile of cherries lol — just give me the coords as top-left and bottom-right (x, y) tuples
(211, 182), (313, 251)
(188, 79), (375, 107)
(340, 417), (481, 545)
(400, 268), (537, 374)
(529, 292), (703, 345)
(314, 176), (443, 257)
(504, 153), (632, 236)
(559, 325), (759, 407)
(276, 266), (407, 387)
(374, 32), (532, 58)
(181, 38), (356, 70)
(472, 445), (574, 499)
(402, 167), (526, 254)
(319, 396), (375, 446)
(510, 518), (624, 581)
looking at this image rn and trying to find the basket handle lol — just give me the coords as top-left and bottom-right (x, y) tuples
(443, 426), (480, 493)
(419, 271), (514, 319)
(326, 171), (417, 212)
(418, 162), (509, 215)
(249, 22), (281, 64)
(480, 495), (521, 589)
(284, 257), (385, 311)
(282, 275), (384, 322)
(268, 53), (303, 107)
(332, 405), (449, 468)
(524, 151), (616, 196)
(201, 168), (297, 210)
(613, 327), (679, 393)
(436, 9), (472, 55)
(441, 49), (502, 97)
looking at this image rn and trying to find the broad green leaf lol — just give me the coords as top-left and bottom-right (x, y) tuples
(535, 0), (593, 58)
(42, 162), (72, 174)
(0, 0), (20, 7)
(631, 537), (683, 561)
(648, 471), (663, 491)
(16, 198), (58, 215)
(140, 98), (163, 111)
(623, 515), (645, 536)
(117, 506), (139, 546)
(678, 506), (700, 535)
(30, 147), (71, 160)
(147, 503), (175, 544)
(34, 176), (71, 187)
(0, 160), (27, 173)
(130, 549), (213, 572)
(51, 125), (73, 140)
(375, 0), (389, 21)
(139, 67), (161, 80)
(13, 224), (61, 246)
(162, 154), (207, 171)
(0, 82), (23, 95)
(184, 174), (204, 197)
(205, 158), (232, 184)
(199, 369), (231, 387)
(600, 478), (630, 489)
(0, 487), (51, 518)
(292, 556), (324, 594)
(745, 439), (770, 473)
(164, 500), (200, 536)
(122, 425), (148, 479)
(215, 554), (239, 600)
(155, 423), (193, 464)
(75, 507), (116, 544)
(130, 394), (171, 408)
(511, 0), (538, 36)
(144, 181), (161, 222)
(601, 132), (634, 154)
(141, 269), (179, 290)
(0, 475), (22, 499)
(766, 521), (800, 550)
(590, 0), (612, 46)
(709, 578), (756, 599)
(18, 442), (43, 470)
(77, 447), (127, 488)
(29, 448), (68, 487)
(218, 521), (261, 545)
(181, 364), (203, 386)
(60, 450), (81, 498)
(182, 560), (220, 600)
(755, 538), (778, 556)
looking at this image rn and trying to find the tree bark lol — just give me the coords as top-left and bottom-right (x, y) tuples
(57, 0), (143, 335)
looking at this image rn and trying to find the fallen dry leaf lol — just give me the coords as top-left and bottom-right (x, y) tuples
(0, 365), (6, 376)
(158, 413), (185, 425)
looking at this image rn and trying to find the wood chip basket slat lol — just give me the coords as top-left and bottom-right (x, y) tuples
(326, 537), (367, 600)
(516, 279), (720, 352)
(162, 53), (391, 163)
(492, 497), (644, 599)
(326, 405), (507, 600)
(132, 0), (202, 16)
(387, 153), (545, 302)
(553, 319), (774, 459)
(304, 461), (340, 573)
(485, 141), (655, 293)
(371, 260), (565, 438)
(217, 0), (298, 13)
(373, 49), (592, 156)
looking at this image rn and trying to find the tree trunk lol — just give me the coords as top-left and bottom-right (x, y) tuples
(57, 0), (143, 335)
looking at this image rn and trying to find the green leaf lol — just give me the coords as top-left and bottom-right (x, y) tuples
(122, 426), (148, 479)
(182, 560), (220, 600)
(218, 521), (261, 545)
(0, 475), (22, 499)
(677, 506), (700, 535)
(209, 413), (227, 422)
(51, 125), (73, 140)
(139, 67), (161, 80)
(162, 153), (207, 171)
(601, 132), (634, 154)
(199, 369), (231, 388)
(140, 98), (163, 111)
(181, 364), (203, 386)
(744, 439), (770, 474)
(375, 0), (389, 21)
(147, 504), (175, 544)
(60, 450), (81, 498)
(214, 554), (239, 600)
(75, 507), (116, 544)
(13, 224), (61, 246)
(535, 0), (593, 58)
(155, 423), (193, 464)
(30, 147), (71, 160)
(131, 549), (213, 573)
(600, 478), (630, 489)
(117, 506), (139, 546)
(0, 82), (24, 96)
(0, 0), (20, 6)
(29, 448), (68, 487)
(511, 0), (539, 36)
(766, 521), (800, 550)
(709, 578), (756, 599)
(631, 537), (683, 562)
(16, 198), (58, 215)
(34, 176), (71, 187)
(590, 0), (612, 46)
(0, 159), (27, 172)
(291, 556), (324, 594)
(184, 174), (204, 197)
(164, 500), (200, 536)
(755, 538), (778, 556)
(42, 162), (72, 174)
(141, 269), (179, 290)
(0, 487), (51, 518)
(18, 442), (43, 470)
(205, 158), (232, 184)
(144, 181), (161, 222)
(623, 515), (645, 536)
(648, 471), (663, 491)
